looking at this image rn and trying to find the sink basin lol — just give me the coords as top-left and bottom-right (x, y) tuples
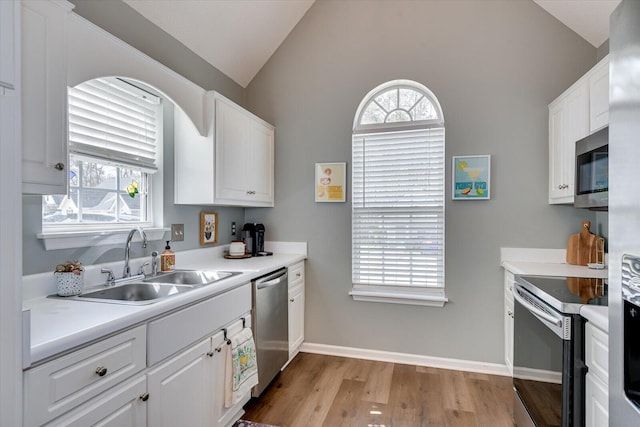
(143, 270), (239, 286)
(54, 270), (243, 305)
(78, 283), (193, 304)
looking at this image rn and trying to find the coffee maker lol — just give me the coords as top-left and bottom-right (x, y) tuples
(242, 223), (268, 256)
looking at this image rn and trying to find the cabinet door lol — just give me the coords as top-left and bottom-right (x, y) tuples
(589, 57), (610, 133)
(548, 82), (588, 204)
(246, 120), (275, 206)
(585, 373), (608, 427)
(210, 317), (252, 427)
(504, 297), (514, 374)
(0, 0), (15, 88)
(44, 376), (147, 427)
(21, 0), (71, 194)
(147, 338), (213, 427)
(288, 285), (304, 360)
(215, 97), (251, 203)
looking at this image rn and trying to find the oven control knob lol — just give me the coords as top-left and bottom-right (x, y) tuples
(631, 308), (638, 318)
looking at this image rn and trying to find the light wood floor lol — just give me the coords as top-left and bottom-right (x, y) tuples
(243, 352), (514, 427)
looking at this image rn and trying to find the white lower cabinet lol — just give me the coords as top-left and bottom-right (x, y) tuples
(43, 376), (147, 427)
(585, 321), (609, 427)
(585, 372), (608, 427)
(25, 283), (254, 427)
(147, 338), (213, 427)
(23, 325), (147, 426)
(288, 261), (305, 361)
(503, 270), (515, 374)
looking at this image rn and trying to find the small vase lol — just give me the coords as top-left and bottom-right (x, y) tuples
(55, 271), (84, 296)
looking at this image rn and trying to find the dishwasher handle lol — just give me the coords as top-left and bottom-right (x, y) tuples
(256, 270), (288, 289)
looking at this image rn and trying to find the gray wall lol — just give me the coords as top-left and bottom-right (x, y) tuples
(23, 1), (248, 275)
(245, 0), (598, 363)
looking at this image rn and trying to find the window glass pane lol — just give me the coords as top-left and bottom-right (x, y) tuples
(69, 161), (79, 187)
(81, 189), (117, 223)
(386, 110), (412, 123)
(398, 88), (422, 110)
(43, 192), (79, 224)
(411, 97), (437, 121)
(82, 162), (117, 190)
(120, 168), (142, 192)
(375, 89), (398, 112)
(361, 102), (386, 124)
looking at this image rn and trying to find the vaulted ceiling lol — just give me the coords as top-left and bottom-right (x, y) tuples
(122, 0), (620, 89)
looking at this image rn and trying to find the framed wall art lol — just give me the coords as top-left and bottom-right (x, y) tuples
(452, 155), (491, 200)
(200, 212), (218, 245)
(315, 162), (346, 202)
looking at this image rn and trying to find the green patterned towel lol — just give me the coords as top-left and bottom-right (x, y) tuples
(224, 327), (259, 407)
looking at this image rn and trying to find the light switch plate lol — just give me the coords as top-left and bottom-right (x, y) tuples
(171, 224), (184, 241)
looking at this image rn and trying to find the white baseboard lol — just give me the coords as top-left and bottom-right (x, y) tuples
(300, 342), (511, 377)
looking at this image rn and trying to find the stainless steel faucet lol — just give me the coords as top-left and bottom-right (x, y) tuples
(123, 227), (147, 278)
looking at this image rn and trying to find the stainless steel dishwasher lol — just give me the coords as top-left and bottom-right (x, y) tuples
(251, 267), (289, 396)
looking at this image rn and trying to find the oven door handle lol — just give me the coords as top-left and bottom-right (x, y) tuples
(513, 288), (563, 327)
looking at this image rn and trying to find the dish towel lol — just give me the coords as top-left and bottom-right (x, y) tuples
(224, 327), (259, 408)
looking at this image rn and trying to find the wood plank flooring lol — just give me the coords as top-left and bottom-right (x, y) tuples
(243, 352), (514, 427)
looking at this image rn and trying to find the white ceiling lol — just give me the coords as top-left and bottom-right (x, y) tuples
(122, 0), (315, 88)
(533, 0), (621, 47)
(123, 0), (619, 89)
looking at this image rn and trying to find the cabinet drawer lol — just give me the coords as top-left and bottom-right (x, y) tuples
(585, 322), (608, 384)
(24, 325), (146, 426)
(289, 261), (305, 290)
(147, 283), (251, 366)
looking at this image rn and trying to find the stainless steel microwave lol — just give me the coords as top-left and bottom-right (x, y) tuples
(574, 126), (608, 210)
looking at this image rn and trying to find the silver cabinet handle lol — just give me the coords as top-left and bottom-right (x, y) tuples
(95, 366), (108, 376)
(246, 190), (256, 195)
(290, 298), (295, 302)
(54, 162), (65, 171)
(139, 393), (149, 402)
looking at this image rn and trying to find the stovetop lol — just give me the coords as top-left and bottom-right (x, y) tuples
(516, 275), (608, 314)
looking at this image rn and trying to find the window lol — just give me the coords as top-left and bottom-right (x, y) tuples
(40, 77), (164, 248)
(350, 80), (446, 306)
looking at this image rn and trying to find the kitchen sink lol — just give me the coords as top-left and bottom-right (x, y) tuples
(143, 270), (239, 286)
(53, 270), (243, 305)
(78, 282), (194, 304)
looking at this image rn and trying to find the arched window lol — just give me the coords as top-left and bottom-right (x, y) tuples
(350, 80), (446, 307)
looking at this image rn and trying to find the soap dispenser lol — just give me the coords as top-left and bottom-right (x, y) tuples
(160, 241), (175, 272)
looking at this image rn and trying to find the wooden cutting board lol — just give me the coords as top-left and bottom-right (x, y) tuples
(566, 220), (599, 266)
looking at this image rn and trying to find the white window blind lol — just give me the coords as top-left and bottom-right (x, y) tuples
(352, 128), (445, 289)
(68, 78), (160, 171)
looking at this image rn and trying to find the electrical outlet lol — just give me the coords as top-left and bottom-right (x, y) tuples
(171, 224), (184, 241)
(231, 221), (236, 236)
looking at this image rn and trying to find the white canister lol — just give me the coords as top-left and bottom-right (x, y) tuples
(229, 241), (246, 256)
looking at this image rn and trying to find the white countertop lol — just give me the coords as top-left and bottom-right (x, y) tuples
(23, 246), (306, 367)
(580, 305), (609, 332)
(501, 260), (608, 279)
(501, 247), (609, 326)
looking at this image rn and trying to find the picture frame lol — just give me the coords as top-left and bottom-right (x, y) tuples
(315, 162), (346, 202)
(200, 212), (218, 245)
(452, 155), (491, 200)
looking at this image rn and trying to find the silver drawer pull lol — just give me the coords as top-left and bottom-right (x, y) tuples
(139, 393), (149, 402)
(95, 366), (108, 377)
(54, 162), (65, 171)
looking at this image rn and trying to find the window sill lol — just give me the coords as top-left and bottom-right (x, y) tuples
(349, 286), (448, 307)
(37, 227), (169, 251)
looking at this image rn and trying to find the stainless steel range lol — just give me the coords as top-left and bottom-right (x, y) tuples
(513, 275), (607, 427)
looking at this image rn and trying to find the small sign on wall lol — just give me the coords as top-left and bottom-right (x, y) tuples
(315, 162), (346, 202)
(452, 155), (491, 200)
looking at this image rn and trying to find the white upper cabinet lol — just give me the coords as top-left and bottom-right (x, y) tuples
(174, 92), (275, 207)
(21, 0), (74, 195)
(548, 55), (609, 205)
(0, 0), (16, 89)
(589, 57), (610, 133)
(548, 82), (589, 204)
